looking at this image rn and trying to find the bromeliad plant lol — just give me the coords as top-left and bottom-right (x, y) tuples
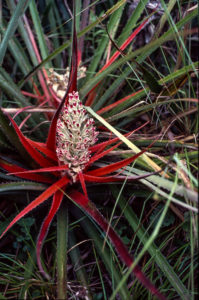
(0, 4), (168, 300)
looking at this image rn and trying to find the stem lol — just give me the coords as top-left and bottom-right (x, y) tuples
(57, 200), (68, 300)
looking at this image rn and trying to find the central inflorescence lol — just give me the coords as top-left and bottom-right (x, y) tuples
(56, 91), (98, 182)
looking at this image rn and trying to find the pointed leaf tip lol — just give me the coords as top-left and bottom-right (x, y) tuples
(46, 5), (78, 150)
(0, 176), (69, 240)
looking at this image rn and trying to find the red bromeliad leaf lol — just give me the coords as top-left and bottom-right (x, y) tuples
(89, 122), (149, 165)
(8, 164), (69, 177)
(90, 122), (148, 154)
(97, 89), (143, 115)
(83, 171), (160, 183)
(46, 99), (64, 153)
(0, 176), (69, 240)
(90, 131), (134, 154)
(27, 139), (58, 162)
(12, 106), (32, 120)
(69, 190), (167, 300)
(83, 174), (124, 183)
(23, 14), (51, 105)
(90, 135), (121, 153)
(37, 189), (64, 280)
(101, 18), (150, 73)
(0, 158), (52, 183)
(86, 148), (149, 177)
(7, 116), (53, 168)
(21, 90), (43, 100)
(46, 3), (78, 152)
(78, 172), (88, 198)
(88, 140), (122, 166)
(85, 17), (150, 106)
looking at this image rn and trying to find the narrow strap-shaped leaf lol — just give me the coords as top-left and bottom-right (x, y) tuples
(37, 189), (64, 280)
(22, 0), (126, 84)
(26, 139), (57, 162)
(28, 0), (51, 68)
(46, 2), (78, 151)
(80, 10), (198, 101)
(0, 181), (46, 192)
(83, 174), (122, 183)
(78, 172), (88, 198)
(69, 190), (167, 300)
(160, 72), (193, 97)
(0, 128), (12, 149)
(97, 89), (143, 115)
(87, 106), (164, 175)
(117, 190), (192, 299)
(45, 90), (66, 152)
(0, 0), (30, 65)
(89, 125), (145, 153)
(67, 0), (77, 95)
(103, 17), (149, 72)
(0, 109), (33, 163)
(7, 0), (39, 67)
(86, 146), (151, 177)
(0, 21), (32, 76)
(0, 176), (69, 239)
(56, 191), (68, 299)
(83, 172), (159, 183)
(105, 24), (162, 94)
(8, 164), (69, 176)
(7, 115), (54, 168)
(0, 158), (52, 183)
(90, 134), (122, 153)
(89, 122), (148, 163)
(21, 14), (51, 104)
(88, 140), (122, 166)
(85, 16), (151, 106)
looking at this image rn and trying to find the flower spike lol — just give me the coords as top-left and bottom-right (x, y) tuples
(56, 91), (98, 182)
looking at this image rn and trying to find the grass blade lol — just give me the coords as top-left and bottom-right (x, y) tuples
(0, 0), (29, 65)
